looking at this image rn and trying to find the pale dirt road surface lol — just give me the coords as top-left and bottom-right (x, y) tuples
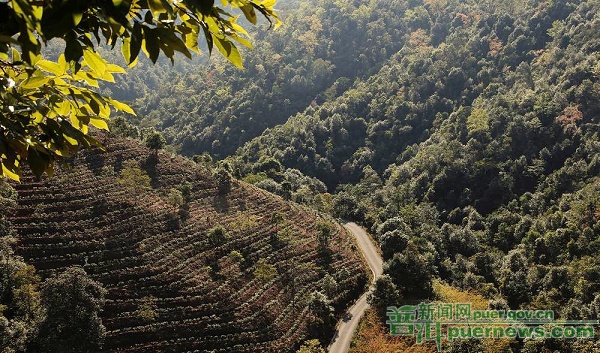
(328, 222), (383, 353)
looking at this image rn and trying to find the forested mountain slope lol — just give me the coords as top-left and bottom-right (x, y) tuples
(3, 137), (367, 352)
(12, 0), (597, 351)
(234, 0), (592, 190)
(231, 1), (600, 351)
(108, 0), (411, 157)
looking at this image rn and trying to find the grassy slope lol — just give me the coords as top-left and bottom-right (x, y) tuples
(9, 137), (367, 353)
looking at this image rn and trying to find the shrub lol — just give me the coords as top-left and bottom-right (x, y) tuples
(207, 225), (228, 246)
(136, 296), (158, 323)
(117, 160), (151, 190)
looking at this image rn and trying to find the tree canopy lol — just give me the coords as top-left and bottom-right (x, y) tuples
(0, 0), (280, 181)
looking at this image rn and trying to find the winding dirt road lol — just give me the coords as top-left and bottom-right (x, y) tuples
(328, 222), (383, 353)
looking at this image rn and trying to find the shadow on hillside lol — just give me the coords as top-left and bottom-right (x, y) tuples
(141, 154), (159, 188)
(212, 194), (230, 213)
(112, 153), (125, 174)
(317, 247), (333, 270)
(269, 233), (286, 250)
(85, 149), (105, 176)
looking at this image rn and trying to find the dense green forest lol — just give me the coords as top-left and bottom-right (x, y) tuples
(3, 0), (600, 351)
(108, 0), (410, 157)
(243, 0), (600, 351)
(111, 0), (600, 351)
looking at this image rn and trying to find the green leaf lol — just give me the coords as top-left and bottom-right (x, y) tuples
(107, 63), (126, 74)
(212, 35), (243, 69)
(27, 148), (49, 178)
(37, 60), (64, 75)
(122, 37), (131, 63)
(40, 0), (87, 38)
(101, 70), (115, 83)
(127, 23), (143, 66)
(157, 28), (192, 60)
(182, 23), (200, 53)
(0, 35), (19, 46)
(57, 54), (68, 72)
(11, 48), (21, 62)
(73, 72), (99, 87)
(188, 0), (214, 16)
(88, 95), (101, 114)
(64, 32), (84, 65)
(90, 118), (109, 130)
(230, 33), (252, 49)
(83, 49), (107, 76)
(70, 114), (89, 134)
(21, 73), (49, 89)
(143, 27), (160, 63)
(201, 23), (213, 55)
(240, 5), (257, 25)
(72, 11), (83, 26)
(108, 98), (136, 115)
(1, 162), (20, 182)
(252, 2), (281, 29)
(147, 0), (167, 14)
(199, 0), (215, 16)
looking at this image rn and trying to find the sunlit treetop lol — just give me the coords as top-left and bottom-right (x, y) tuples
(0, 0), (280, 181)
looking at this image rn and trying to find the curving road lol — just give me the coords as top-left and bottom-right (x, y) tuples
(328, 222), (383, 353)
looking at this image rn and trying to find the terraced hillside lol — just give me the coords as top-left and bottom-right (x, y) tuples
(7, 137), (368, 352)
